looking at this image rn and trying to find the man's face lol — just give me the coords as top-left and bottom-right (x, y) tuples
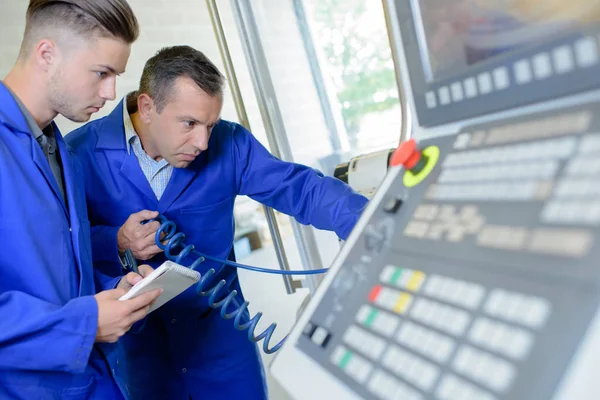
(48, 36), (130, 122)
(147, 76), (223, 168)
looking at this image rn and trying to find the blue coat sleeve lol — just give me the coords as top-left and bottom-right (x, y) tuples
(0, 293), (98, 373)
(94, 267), (122, 291)
(90, 225), (125, 284)
(68, 148), (124, 289)
(232, 125), (368, 240)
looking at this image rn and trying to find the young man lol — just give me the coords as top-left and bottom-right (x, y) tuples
(0, 1), (161, 398)
(67, 45), (369, 399)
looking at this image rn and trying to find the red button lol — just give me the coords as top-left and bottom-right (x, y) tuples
(368, 285), (382, 303)
(390, 139), (422, 169)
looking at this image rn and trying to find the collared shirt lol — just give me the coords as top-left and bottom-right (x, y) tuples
(7, 86), (66, 203)
(123, 94), (173, 200)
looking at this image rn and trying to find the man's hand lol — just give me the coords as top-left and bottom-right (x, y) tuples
(94, 287), (162, 343)
(117, 210), (163, 260)
(117, 264), (155, 292)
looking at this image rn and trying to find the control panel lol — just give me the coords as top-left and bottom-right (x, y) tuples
(272, 101), (600, 400)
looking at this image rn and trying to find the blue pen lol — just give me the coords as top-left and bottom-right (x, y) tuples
(124, 248), (139, 275)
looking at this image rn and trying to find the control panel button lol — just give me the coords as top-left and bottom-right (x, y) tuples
(493, 67), (510, 90)
(390, 139), (421, 169)
(368, 285), (382, 303)
(477, 72), (493, 94)
(383, 197), (403, 213)
(311, 326), (331, 347)
(390, 139), (428, 175)
(463, 77), (478, 98)
(303, 322), (317, 337)
(425, 91), (437, 109)
(553, 45), (575, 74)
(439, 86), (451, 105)
(533, 52), (552, 80)
(575, 36), (599, 67)
(364, 219), (395, 254)
(451, 82), (464, 102)
(514, 59), (532, 84)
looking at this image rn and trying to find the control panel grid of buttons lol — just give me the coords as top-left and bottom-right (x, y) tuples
(404, 126), (600, 260)
(327, 264), (554, 400)
(347, 308), (437, 394)
(297, 104), (600, 400)
(423, 34), (600, 111)
(355, 303), (460, 366)
(335, 330), (441, 398)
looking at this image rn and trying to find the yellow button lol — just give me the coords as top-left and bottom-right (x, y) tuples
(407, 271), (426, 292)
(393, 293), (413, 314)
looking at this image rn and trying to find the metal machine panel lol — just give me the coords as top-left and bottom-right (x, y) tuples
(272, 102), (600, 400)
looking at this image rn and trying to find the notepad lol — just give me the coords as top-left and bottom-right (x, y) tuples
(119, 260), (201, 313)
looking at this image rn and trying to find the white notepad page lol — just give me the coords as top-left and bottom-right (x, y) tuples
(119, 260), (201, 312)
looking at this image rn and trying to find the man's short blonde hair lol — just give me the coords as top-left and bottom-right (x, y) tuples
(21, 0), (139, 58)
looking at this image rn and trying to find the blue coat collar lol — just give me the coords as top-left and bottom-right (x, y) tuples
(0, 82), (34, 135)
(95, 98), (128, 150)
(0, 82), (71, 216)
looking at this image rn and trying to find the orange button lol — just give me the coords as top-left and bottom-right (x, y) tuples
(390, 139), (422, 169)
(368, 285), (382, 303)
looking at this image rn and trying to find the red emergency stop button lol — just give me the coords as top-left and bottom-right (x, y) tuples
(390, 139), (425, 173)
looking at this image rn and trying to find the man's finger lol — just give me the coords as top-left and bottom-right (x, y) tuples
(137, 264), (154, 278)
(125, 272), (143, 286)
(144, 244), (163, 257)
(138, 233), (158, 250)
(131, 210), (159, 223)
(136, 238), (162, 260)
(103, 287), (128, 300)
(128, 305), (153, 325)
(138, 245), (163, 261)
(140, 220), (161, 237)
(125, 288), (162, 312)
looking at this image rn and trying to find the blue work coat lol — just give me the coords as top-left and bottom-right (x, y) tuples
(67, 99), (368, 400)
(0, 83), (127, 399)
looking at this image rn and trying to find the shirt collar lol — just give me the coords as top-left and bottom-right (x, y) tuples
(122, 93), (170, 170)
(122, 93), (139, 155)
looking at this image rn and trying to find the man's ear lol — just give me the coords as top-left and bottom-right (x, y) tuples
(137, 93), (155, 123)
(34, 39), (58, 72)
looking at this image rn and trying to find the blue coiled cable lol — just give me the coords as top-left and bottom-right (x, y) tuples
(151, 214), (328, 354)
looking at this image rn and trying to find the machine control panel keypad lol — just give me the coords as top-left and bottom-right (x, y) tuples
(297, 103), (600, 399)
(326, 264), (551, 400)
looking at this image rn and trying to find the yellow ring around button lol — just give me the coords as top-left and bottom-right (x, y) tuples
(403, 146), (440, 188)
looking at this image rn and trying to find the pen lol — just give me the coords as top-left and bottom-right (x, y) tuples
(124, 248), (139, 275)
